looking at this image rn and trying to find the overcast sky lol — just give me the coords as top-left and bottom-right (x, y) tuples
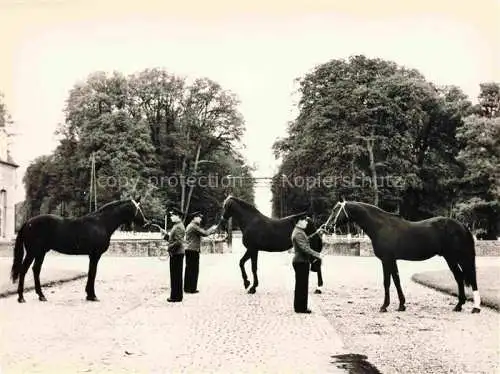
(1, 0), (498, 216)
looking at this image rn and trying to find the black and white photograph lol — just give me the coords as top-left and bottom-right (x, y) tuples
(0, 0), (498, 373)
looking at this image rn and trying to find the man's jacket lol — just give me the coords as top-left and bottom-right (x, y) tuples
(167, 222), (185, 255)
(185, 222), (215, 252)
(291, 226), (322, 264)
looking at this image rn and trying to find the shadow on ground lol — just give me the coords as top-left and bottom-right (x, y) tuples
(331, 354), (382, 373)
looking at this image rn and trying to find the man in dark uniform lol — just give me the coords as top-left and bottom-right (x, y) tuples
(184, 211), (218, 294)
(166, 207), (185, 302)
(291, 215), (323, 313)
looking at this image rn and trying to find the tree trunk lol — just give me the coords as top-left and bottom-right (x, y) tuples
(366, 137), (379, 206)
(184, 143), (201, 220)
(180, 129), (191, 212)
(180, 157), (186, 212)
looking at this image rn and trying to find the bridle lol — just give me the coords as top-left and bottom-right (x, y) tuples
(311, 201), (349, 236)
(331, 201), (349, 233)
(131, 199), (148, 226)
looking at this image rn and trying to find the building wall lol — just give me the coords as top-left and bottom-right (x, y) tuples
(0, 163), (17, 239)
(0, 129), (18, 240)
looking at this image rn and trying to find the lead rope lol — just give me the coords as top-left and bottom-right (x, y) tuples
(307, 205), (337, 239)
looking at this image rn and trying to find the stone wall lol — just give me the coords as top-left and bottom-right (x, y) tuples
(104, 239), (229, 256)
(474, 240), (500, 256)
(0, 238), (498, 257)
(321, 240), (371, 256)
(322, 239), (500, 257)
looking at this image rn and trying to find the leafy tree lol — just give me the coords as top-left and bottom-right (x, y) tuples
(23, 69), (254, 225)
(23, 155), (56, 216)
(0, 91), (15, 161)
(473, 82), (500, 118)
(273, 55), (472, 223)
(453, 82), (500, 238)
(0, 92), (11, 128)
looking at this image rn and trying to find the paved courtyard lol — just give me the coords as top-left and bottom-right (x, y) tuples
(0, 241), (498, 374)
(0, 246), (346, 374)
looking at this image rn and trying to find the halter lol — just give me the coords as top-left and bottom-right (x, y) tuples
(331, 201), (349, 233)
(131, 199), (147, 224)
(311, 201), (349, 236)
(222, 195), (233, 208)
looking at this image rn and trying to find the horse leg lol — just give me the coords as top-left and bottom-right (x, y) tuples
(390, 260), (406, 311)
(248, 251), (259, 294)
(444, 257), (466, 312)
(85, 254), (101, 301)
(467, 267), (481, 314)
(314, 267), (324, 294)
(380, 260), (392, 312)
(239, 250), (251, 290)
(17, 252), (35, 303)
(33, 251), (47, 302)
(457, 253), (481, 313)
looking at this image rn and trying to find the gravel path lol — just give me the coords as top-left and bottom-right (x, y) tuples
(0, 250), (498, 373)
(0, 253), (345, 374)
(315, 256), (500, 374)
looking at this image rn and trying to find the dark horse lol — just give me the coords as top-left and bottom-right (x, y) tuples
(11, 197), (148, 303)
(323, 200), (480, 313)
(218, 195), (324, 294)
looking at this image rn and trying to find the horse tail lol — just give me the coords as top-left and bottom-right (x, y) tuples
(11, 223), (26, 283)
(458, 225), (478, 289)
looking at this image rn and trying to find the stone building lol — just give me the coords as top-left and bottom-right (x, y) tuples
(0, 128), (18, 240)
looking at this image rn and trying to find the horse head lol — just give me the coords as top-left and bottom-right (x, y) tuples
(216, 196), (233, 231)
(305, 217), (323, 252)
(129, 196), (149, 227)
(322, 200), (351, 234)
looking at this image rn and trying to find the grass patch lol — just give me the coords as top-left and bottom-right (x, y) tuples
(412, 266), (500, 311)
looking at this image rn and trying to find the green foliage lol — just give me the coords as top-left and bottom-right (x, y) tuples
(0, 91), (15, 161)
(0, 92), (10, 128)
(272, 55), (497, 238)
(474, 82), (500, 118)
(453, 105), (500, 238)
(23, 69), (254, 226)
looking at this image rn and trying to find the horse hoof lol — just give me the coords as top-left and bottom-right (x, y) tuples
(243, 280), (250, 289)
(471, 307), (481, 314)
(17, 298), (25, 303)
(86, 296), (100, 302)
(314, 289), (322, 294)
(453, 306), (462, 312)
(397, 305), (406, 312)
(39, 296), (47, 302)
(247, 288), (256, 294)
(379, 307), (387, 313)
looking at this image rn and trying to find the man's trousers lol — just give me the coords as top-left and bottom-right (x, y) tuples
(169, 254), (184, 301)
(293, 262), (310, 312)
(184, 250), (200, 293)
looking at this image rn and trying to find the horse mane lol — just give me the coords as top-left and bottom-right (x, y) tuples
(87, 199), (129, 216)
(350, 201), (401, 218)
(227, 196), (262, 215)
(283, 211), (309, 220)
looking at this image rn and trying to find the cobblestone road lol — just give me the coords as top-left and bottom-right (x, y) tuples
(0, 247), (345, 374)
(2, 244), (498, 374)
